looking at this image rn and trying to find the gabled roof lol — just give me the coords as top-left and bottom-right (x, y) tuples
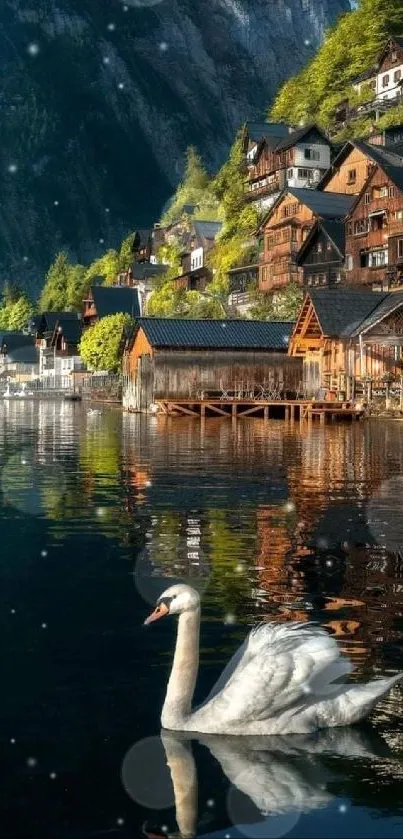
(295, 219), (345, 265)
(193, 221), (222, 244)
(351, 67), (377, 85)
(319, 139), (403, 190)
(131, 262), (167, 280)
(259, 189), (354, 231)
(243, 122), (293, 150)
(376, 36), (403, 70)
(349, 290), (403, 337)
(131, 318), (294, 351)
(51, 318), (83, 346)
(90, 286), (141, 319)
(39, 311), (78, 333)
(353, 140), (403, 190)
(305, 290), (387, 337)
(274, 124), (331, 152)
(0, 332), (38, 364)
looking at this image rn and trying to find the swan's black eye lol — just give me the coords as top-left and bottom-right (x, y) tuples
(157, 596), (173, 611)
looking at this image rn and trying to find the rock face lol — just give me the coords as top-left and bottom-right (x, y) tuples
(1, 0), (349, 293)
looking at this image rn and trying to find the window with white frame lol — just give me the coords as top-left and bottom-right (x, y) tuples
(304, 148), (321, 161)
(345, 254), (353, 270)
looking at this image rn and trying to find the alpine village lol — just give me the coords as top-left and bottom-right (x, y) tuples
(5, 11), (403, 424)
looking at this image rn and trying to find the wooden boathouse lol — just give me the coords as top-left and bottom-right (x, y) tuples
(122, 317), (302, 415)
(289, 288), (403, 399)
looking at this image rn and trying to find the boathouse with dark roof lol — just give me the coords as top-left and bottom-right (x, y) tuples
(122, 318), (302, 412)
(289, 288), (403, 398)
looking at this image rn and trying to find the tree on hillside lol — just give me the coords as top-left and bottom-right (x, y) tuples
(78, 313), (132, 372)
(161, 146), (219, 226)
(39, 252), (87, 312)
(0, 290), (35, 331)
(270, 0), (403, 130)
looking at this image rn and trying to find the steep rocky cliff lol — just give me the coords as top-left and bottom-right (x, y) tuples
(1, 0), (349, 293)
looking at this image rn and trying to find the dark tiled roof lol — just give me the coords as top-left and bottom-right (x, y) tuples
(42, 311), (78, 332)
(245, 122), (293, 147)
(352, 67), (377, 84)
(91, 286), (141, 318)
(54, 318), (83, 345)
(308, 290), (387, 337)
(135, 318), (294, 351)
(131, 263), (167, 280)
(287, 188), (355, 218)
(193, 221), (222, 242)
(0, 332), (38, 364)
(353, 140), (403, 191)
(320, 219), (346, 256)
(295, 219), (345, 265)
(274, 124), (330, 152)
(349, 290), (403, 337)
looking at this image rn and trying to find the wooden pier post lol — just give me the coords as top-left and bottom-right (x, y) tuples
(201, 404), (206, 419)
(290, 404), (295, 423)
(320, 411), (326, 425)
(264, 405), (270, 420)
(232, 403), (237, 419)
(285, 406), (290, 421)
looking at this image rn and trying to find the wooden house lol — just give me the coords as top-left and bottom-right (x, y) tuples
(122, 318), (301, 411)
(28, 311), (84, 378)
(83, 285), (141, 326)
(365, 123), (403, 148)
(289, 288), (403, 398)
(228, 263), (259, 313)
(0, 332), (39, 381)
(344, 142), (403, 290)
(295, 220), (346, 289)
(244, 123), (332, 211)
(374, 37), (403, 103)
(258, 189), (354, 293)
(171, 221), (222, 293)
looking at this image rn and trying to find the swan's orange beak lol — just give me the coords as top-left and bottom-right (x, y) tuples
(144, 601), (169, 625)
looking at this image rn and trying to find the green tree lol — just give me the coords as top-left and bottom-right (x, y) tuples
(249, 283), (303, 321)
(161, 147), (219, 226)
(39, 252), (71, 311)
(79, 313), (132, 372)
(270, 0), (403, 131)
(0, 290), (35, 331)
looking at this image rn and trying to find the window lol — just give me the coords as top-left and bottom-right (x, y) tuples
(282, 202), (300, 217)
(347, 221), (353, 236)
(317, 243), (323, 253)
(382, 74), (390, 87)
(304, 148), (321, 161)
(327, 241), (332, 251)
(291, 227), (298, 242)
(354, 219), (369, 235)
(287, 168), (294, 179)
(298, 168), (311, 179)
(364, 248), (389, 267)
(394, 69), (402, 83)
(396, 209), (403, 220)
(347, 169), (356, 184)
(331, 271), (341, 284)
(389, 186), (396, 198)
(392, 50), (397, 61)
(364, 192), (371, 205)
(345, 254), (353, 271)
(398, 239), (403, 258)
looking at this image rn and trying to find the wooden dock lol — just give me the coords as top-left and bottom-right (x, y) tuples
(155, 398), (365, 423)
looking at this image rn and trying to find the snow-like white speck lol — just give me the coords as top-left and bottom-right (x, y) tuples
(41, 623), (48, 629)
(107, 23), (116, 31)
(159, 42), (168, 52)
(10, 739), (16, 744)
(50, 772), (57, 780)
(118, 82), (125, 90)
(27, 757), (37, 768)
(41, 550), (48, 557)
(27, 43), (40, 56)
(103, 56), (110, 65)
(116, 818), (125, 826)
(207, 798), (215, 807)
(8, 164), (18, 174)
(54, 200), (59, 206)
(224, 613), (236, 625)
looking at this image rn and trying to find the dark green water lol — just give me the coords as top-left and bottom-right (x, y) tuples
(1, 401), (403, 839)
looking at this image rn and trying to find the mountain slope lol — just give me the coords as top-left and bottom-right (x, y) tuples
(1, 0), (349, 294)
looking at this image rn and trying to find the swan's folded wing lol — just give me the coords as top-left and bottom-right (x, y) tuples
(196, 622), (352, 725)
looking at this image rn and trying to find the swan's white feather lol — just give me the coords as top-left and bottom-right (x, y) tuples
(187, 621), (403, 735)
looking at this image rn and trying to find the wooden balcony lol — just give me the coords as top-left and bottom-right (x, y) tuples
(245, 178), (281, 202)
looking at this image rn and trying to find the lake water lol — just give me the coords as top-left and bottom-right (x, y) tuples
(1, 401), (403, 839)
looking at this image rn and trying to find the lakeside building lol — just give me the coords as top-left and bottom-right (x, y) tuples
(28, 312), (83, 380)
(82, 285), (141, 326)
(122, 317), (301, 412)
(170, 221), (222, 293)
(289, 288), (403, 399)
(0, 332), (39, 382)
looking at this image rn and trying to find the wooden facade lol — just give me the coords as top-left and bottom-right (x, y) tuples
(123, 320), (301, 412)
(322, 144), (376, 196)
(296, 221), (345, 289)
(345, 165), (403, 290)
(259, 193), (315, 292)
(289, 290), (403, 398)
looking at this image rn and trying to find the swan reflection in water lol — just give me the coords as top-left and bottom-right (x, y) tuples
(123, 727), (398, 839)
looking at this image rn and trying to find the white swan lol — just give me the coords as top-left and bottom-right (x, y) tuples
(144, 584), (403, 735)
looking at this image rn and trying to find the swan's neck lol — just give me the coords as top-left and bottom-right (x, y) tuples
(162, 608), (200, 729)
